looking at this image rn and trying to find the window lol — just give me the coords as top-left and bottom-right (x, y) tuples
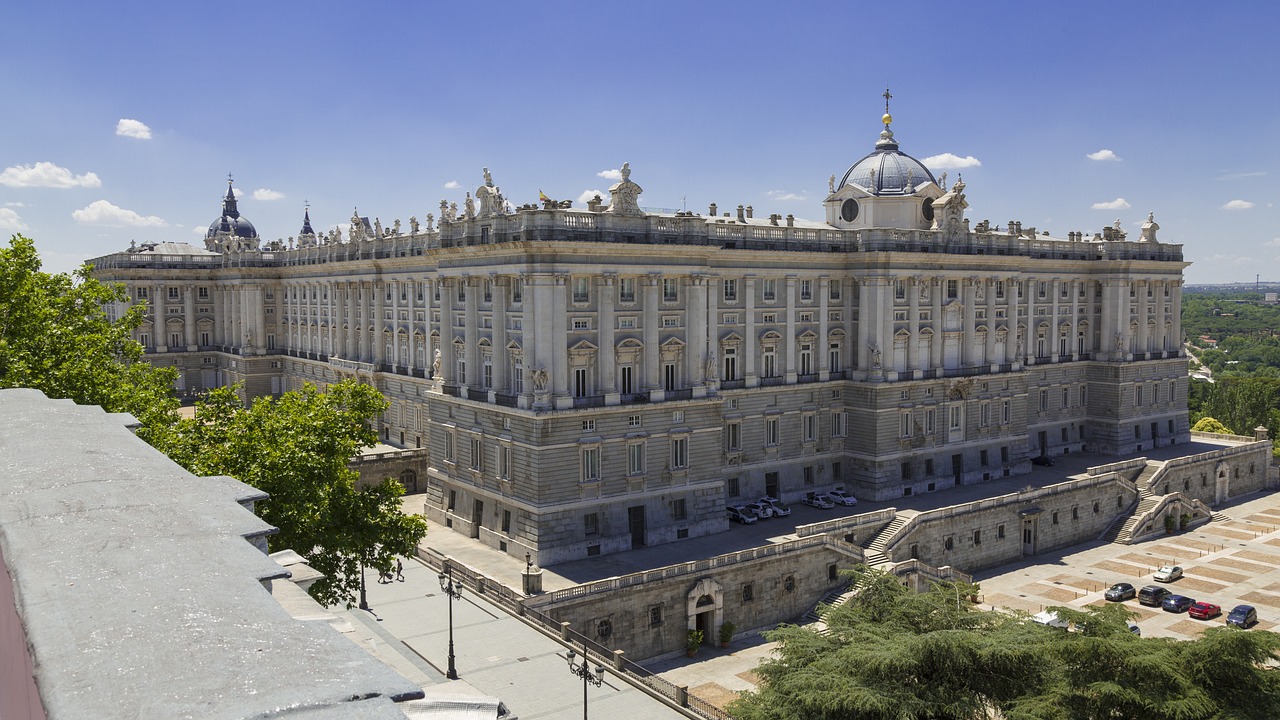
(761, 312), (777, 324)
(766, 417), (780, 445)
(470, 437), (483, 470)
(799, 279), (812, 301)
(798, 312), (813, 323)
(628, 414), (642, 428)
(584, 513), (599, 536)
(672, 410), (684, 423)
(973, 529), (981, 545)
(1002, 400), (1011, 424)
(1062, 387), (1069, 409)
(582, 419), (596, 432)
(947, 279), (958, 299)
(199, 331), (210, 346)
(895, 281), (906, 300)
(980, 403), (990, 427)
(448, 490), (456, 511)
(628, 442), (646, 475)
(501, 510), (511, 533)
(829, 342), (841, 371)
(1135, 386), (1143, 406)
(762, 346), (777, 377)
(804, 466), (815, 485)
(997, 524), (1005, 539)
(512, 279), (524, 303)
(135, 287), (148, 300)
(832, 411), (847, 437)
(723, 278), (738, 302)
(901, 412), (913, 438)
(649, 605), (663, 626)
(742, 583), (754, 602)
(1080, 386), (1087, 407)
(762, 279), (777, 301)
(572, 277), (589, 303)
(167, 287), (179, 300)
(671, 436), (688, 469)
(803, 413), (817, 442)
(618, 316), (636, 329)
(949, 406), (961, 430)
(198, 286), (209, 300)
(995, 280), (1005, 299)
(726, 422), (741, 451)
(672, 499), (687, 521)
(169, 332), (180, 347)
(832, 461), (842, 482)
(1040, 389), (1048, 412)
(581, 446), (600, 482)
(925, 409), (936, 435)
(662, 315), (679, 328)
(662, 278), (679, 302)
(726, 477), (740, 497)
(829, 281), (841, 301)
(618, 277), (635, 303)
(444, 431), (455, 462)
(498, 445), (511, 480)
(572, 318), (590, 331)
(1052, 511), (1059, 525)
(722, 313), (738, 324)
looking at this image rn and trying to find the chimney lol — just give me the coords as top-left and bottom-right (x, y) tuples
(745, 205), (753, 219)
(709, 203), (718, 217)
(736, 205), (745, 222)
(786, 214), (795, 227)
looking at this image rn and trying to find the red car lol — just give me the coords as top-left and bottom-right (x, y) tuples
(1189, 602), (1222, 620)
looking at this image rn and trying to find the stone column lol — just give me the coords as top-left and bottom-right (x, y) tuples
(184, 285), (196, 349)
(1024, 278), (1036, 364)
(1136, 280), (1150, 354)
(493, 278), (508, 391)
(440, 278), (456, 384)
(374, 281), (387, 368)
(744, 276), (757, 385)
(705, 273), (719, 388)
(598, 275), (616, 401)
(783, 276), (797, 382)
(154, 284), (167, 352)
(962, 277), (976, 366)
(392, 281), (402, 370)
(856, 280), (871, 371)
(687, 275), (708, 391)
(230, 284), (241, 351)
(930, 278), (944, 370)
(818, 276), (830, 380)
(551, 275), (570, 407)
(1154, 280), (1167, 353)
(643, 274), (660, 392)
(424, 279), (435, 377)
(985, 278), (998, 367)
(1049, 279), (1061, 362)
(257, 284), (267, 351)
(1171, 280), (1184, 354)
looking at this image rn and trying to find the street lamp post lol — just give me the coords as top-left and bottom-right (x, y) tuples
(565, 639), (605, 720)
(438, 563), (463, 680)
(359, 562), (369, 611)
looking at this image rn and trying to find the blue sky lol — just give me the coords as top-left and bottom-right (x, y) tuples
(2, 1), (1277, 284)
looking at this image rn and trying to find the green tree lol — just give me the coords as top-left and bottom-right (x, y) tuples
(1191, 416), (1232, 434)
(0, 234), (178, 439)
(730, 567), (1280, 720)
(153, 379), (428, 607)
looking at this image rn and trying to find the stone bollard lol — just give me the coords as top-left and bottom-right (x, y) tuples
(560, 621), (571, 641)
(677, 686), (689, 707)
(612, 649), (626, 671)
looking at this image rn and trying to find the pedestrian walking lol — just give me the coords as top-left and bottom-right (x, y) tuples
(395, 559), (404, 582)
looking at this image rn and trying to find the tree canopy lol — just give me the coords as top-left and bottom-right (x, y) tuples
(0, 234), (178, 439)
(1190, 416), (1233, 434)
(152, 379), (428, 607)
(729, 566), (1280, 720)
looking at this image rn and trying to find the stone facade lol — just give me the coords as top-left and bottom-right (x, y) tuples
(89, 110), (1190, 566)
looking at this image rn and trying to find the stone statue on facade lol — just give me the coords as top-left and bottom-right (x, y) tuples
(350, 209), (365, 242)
(531, 366), (549, 392)
(605, 162), (644, 215)
(374, 218), (383, 238)
(828, 174), (835, 194)
(426, 213), (435, 231)
(483, 167), (493, 187)
(1140, 212), (1159, 243)
(705, 352), (718, 381)
(409, 216), (419, 234)
(439, 200), (449, 222)
(869, 343), (882, 369)
(431, 348), (441, 378)
(393, 218), (401, 236)
(449, 202), (458, 221)
(464, 193), (476, 219)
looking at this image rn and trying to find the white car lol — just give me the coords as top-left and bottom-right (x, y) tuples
(1031, 610), (1068, 629)
(744, 501), (775, 519)
(1153, 565), (1184, 583)
(827, 489), (858, 507)
(802, 493), (835, 509)
(759, 497), (791, 517)
(726, 506), (758, 524)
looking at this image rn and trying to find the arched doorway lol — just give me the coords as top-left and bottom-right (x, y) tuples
(1214, 461), (1230, 505)
(686, 578), (723, 647)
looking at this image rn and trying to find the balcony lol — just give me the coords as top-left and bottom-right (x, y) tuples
(573, 395), (606, 408)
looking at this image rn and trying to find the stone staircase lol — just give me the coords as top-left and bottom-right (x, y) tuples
(1101, 461), (1164, 545)
(862, 513), (910, 568)
(1211, 511), (1231, 523)
(804, 581), (859, 631)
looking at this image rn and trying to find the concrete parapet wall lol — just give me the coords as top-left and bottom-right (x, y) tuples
(795, 507), (897, 541)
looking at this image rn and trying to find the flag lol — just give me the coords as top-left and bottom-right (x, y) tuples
(538, 190), (550, 202)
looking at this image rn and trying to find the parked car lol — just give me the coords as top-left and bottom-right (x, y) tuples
(1127, 621), (1142, 636)
(743, 501), (775, 519)
(726, 506), (758, 524)
(1161, 594), (1195, 613)
(1138, 585), (1172, 607)
(1030, 455), (1054, 466)
(1189, 602), (1222, 620)
(827, 489), (858, 507)
(759, 497), (791, 517)
(1153, 565), (1184, 582)
(1226, 605), (1258, 629)
(1031, 610), (1068, 629)
(802, 492), (835, 509)
(1104, 582), (1136, 602)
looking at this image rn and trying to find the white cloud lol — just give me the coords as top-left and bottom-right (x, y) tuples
(1265, 237), (1280, 247)
(1216, 170), (1266, 181)
(766, 190), (806, 201)
(4, 201), (26, 207)
(0, 162), (102, 188)
(1203, 254), (1255, 265)
(596, 168), (622, 181)
(115, 118), (152, 140)
(1086, 149), (1120, 161)
(232, 187), (243, 199)
(443, 180), (460, 189)
(252, 188), (285, 201)
(0, 208), (28, 232)
(1222, 199), (1254, 210)
(577, 189), (607, 204)
(921, 153), (981, 170)
(71, 200), (166, 227)
(192, 226), (206, 235)
(1091, 197), (1131, 210)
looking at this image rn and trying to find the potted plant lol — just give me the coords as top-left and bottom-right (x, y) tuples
(1179, 513), (1191, 530)
(718, 621), (736, 648)
(686, 629), (704, 657)
(1164, 515), (1177, 534)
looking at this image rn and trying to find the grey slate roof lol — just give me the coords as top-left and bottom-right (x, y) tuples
(0, 389), (422, 719)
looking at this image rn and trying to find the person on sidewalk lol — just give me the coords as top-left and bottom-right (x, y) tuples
(395, 559), (405, 582)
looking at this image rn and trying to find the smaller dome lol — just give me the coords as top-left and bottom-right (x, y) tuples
(206, 179), (258, 240)
(838, 146), (936, 197)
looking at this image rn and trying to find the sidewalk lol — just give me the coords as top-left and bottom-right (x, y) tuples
(334, 555), (691, 719)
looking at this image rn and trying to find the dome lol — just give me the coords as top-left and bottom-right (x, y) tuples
(206, 179), (258, 240)
(837, 128), (936, 196)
